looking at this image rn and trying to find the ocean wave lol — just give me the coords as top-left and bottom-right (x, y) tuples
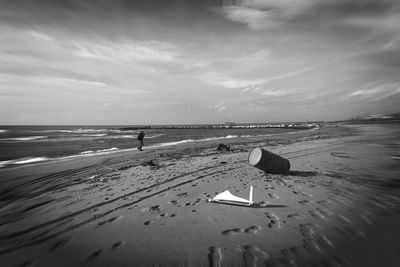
(0, 160), (13, 168)
(148, 139), (195, 148)
(79, 147), (119, 155)
(32, 128), (138, 134)
(82, 134), (108, 137)
(81, 150), (94, 154)
(111, 133), (165, 139)
(14, 157), (49, 164)
(112, 135), (136, 139)
(200, 135), (238, 141)
(0, 136), (48, 141)
(0, 148), (121, 168)
(97, 147), (119, 153)
(0, 129), (8, 134)
(0, 132), (283, 168)
(31, 128), (108, 134)
(59, 148), (120, 160)
(0, 157), (50, 168)
(147, 135), (240, 149)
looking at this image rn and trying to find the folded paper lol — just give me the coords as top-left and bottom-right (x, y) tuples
(209, 186), (253, 206)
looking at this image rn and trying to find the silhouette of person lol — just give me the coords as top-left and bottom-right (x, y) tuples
(137, 131), (145, 151)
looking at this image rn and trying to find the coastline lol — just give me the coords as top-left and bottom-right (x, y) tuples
(0, 126), (319, 170)
(1, 124), (399, 266)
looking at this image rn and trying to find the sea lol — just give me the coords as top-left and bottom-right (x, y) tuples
(0, 125), (303, 169)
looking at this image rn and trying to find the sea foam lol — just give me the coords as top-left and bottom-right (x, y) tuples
(0, 136), (48, 141)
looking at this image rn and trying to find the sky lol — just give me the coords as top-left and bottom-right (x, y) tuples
(0, 0), (399, 125)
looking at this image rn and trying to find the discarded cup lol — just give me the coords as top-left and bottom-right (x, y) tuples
(248, 147), (290, 174)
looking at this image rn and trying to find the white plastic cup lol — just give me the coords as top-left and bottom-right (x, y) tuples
(248, 147), (290, 174)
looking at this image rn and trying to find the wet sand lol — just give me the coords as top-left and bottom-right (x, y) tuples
(1, 124), (399, 267)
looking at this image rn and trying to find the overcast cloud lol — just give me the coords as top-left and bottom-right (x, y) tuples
(0, 0), (399, 124)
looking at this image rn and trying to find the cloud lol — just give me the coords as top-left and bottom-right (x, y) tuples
(200, 72), (267, 89)
(258, 89), (288, 97)
(219, 0), (400, 33)
(202, 102), (227, 113)
(76, 40), (179, 63)
(1, 0), (400, 124)
(214, 103), (227, 112)
(44, 77), (108, 87)
(217, 78), (267, 89)
(218, 0), (319, 29)
(219, 6), (272, 30)
(344, 83), (400, 101)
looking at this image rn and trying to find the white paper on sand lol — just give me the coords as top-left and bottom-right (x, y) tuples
(209, 186), (253, 206)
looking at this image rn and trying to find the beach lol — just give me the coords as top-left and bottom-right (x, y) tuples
(1, 123), (399, 267)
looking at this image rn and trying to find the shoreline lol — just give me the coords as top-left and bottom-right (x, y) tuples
(0, 124), (355, 172)
(0, 127), (321, 170)
(0, 125), (356, 190)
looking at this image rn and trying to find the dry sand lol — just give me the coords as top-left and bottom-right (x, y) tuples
(1, 124), (399, 267)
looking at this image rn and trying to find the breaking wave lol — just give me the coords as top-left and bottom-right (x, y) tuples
(0, 157), (50, 168)
(0, 148), (121, 168)
(0, 136), (48, 142)
(31, 128), (137, 134)
(147, 134), (240, 149)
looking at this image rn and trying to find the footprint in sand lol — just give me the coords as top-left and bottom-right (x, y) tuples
(298, 199), (310, 205)
(222, 228), (243, 236)
(222, 226), (261, 236)
(244, 225), (262, 234)
(267, 193), (279, 199)
(86, 249), (102, 262)
(169, 200), (179, 206)
(144, 220), (153, 225)
(331, 152), (350, 158)
(287, 213), (301, 220)
(111, 240), (126, 251)
(265, 212), (281, 229)
(257, 201), (269, 208)
(148, 205), (161, 213)
(208, 246), (223, 267)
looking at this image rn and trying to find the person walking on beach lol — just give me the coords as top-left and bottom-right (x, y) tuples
(137, 131), (145, 151)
